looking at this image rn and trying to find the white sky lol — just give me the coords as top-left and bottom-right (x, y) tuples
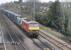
(0, 0), (70, 4)
(0, 0), (17, 4)
(40, 0), (55, 2)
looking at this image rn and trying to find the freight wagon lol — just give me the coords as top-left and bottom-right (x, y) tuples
(1, 9), (39, 38)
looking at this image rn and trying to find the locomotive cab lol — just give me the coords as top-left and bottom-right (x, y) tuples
(29, 22), (39, 38)
(21, 18), (39, 38)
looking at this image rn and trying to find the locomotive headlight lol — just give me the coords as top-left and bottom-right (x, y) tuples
(29, 27), (39, 30)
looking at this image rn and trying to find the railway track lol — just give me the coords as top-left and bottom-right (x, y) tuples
(0, 24), (4, 50)
(0, 12), (26, 50)
(3, 14), (26, 50)
(0, 13), (17, 50)
(38, 36), (55, 50)
(13, 31), (25, 50)
(1, 23), (16, 50)
(39, 30), (71, 50)
(32, 38), (48, 49)
(32, 37), (53, 50)
(1, 27), (7, 50)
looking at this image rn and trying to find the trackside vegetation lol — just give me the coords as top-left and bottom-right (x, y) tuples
(35, 0), (70, 36)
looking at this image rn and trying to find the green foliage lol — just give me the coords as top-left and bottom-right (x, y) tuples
(35, 1), (71, 36)
(47, 0), (64, 31)
(48, 1), (62, 21)
(35, 0), (65, 31)
(35, 12), (48, 25)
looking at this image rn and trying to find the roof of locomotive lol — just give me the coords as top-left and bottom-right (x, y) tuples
(21, 18), (38, 24)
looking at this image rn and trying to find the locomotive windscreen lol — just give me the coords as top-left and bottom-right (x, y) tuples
(29, 23), (39, 27)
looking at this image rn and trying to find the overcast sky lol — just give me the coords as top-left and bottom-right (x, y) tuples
(0, 0), (70, 4)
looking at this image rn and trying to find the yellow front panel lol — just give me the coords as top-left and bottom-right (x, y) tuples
(29, 27), (39, 30)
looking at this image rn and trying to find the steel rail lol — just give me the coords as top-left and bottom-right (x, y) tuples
(39, 30), (71, 50)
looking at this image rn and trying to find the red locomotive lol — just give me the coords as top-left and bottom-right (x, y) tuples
(20, 18), (39, 38)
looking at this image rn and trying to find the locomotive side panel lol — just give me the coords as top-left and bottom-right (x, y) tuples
(21, 21), (29, 32)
